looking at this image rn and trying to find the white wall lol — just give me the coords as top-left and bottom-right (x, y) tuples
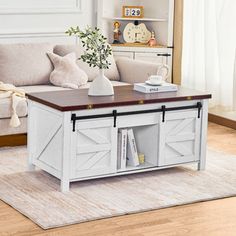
(0, 0), (96, 44)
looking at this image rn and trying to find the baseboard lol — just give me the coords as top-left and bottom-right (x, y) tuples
(209, 113), (236, 130)
(0, 134), (27, 147)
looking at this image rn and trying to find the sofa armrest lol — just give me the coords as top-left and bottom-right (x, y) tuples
(116, 58), (164, 84)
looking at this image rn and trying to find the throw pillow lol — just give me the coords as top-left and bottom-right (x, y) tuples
(47, 52), (88, 89)
(53, 44), (120, 82)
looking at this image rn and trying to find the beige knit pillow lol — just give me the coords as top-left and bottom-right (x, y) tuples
(47, 52), (88, 89)
(53, 44), (120, 82)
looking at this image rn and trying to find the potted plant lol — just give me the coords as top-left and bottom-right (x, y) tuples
(66, 26), (114, 96)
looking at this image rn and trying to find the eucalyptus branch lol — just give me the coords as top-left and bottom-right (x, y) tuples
(66, 26), (112, 69)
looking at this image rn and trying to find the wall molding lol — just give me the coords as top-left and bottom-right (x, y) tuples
(0, 8), (82, 15)
(0, 29), (71, 39)
(0, 0), (90, 44)
(0, 0), (82, 15)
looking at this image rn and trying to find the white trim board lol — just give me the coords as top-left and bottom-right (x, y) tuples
(0, 8), (82, 15)
(0, 28), (67, 35)
(0, 0), (82, 15)
(0, 29), (73, 39)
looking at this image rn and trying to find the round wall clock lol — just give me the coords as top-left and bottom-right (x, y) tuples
(123, 22), (151, 44)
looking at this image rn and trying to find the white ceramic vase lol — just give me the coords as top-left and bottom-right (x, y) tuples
(88, 69), (114, 96)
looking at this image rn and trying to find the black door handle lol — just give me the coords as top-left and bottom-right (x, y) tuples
(156, 53), (171, 57)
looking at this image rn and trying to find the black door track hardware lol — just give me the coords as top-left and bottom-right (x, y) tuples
(71, 102), (203, 132)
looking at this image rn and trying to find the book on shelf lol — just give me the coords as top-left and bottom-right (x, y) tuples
(134, 82), (178, 94)
(127, 128), (140, 167)
(117, 129), (128, 170)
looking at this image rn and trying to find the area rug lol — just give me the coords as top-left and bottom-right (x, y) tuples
(0, 146), (236, 229)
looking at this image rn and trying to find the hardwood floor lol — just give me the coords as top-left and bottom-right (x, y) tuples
(208, 122), (236, 155)
(0, 122), (236, 236)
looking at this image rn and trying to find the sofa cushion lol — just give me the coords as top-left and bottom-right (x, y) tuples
(47, 52), (88, 89)
(54, 44), (120, 82)
(21, 81), (129, 94)
(21, 85), (71, 94)
(0, 98), (27, 119)
(0, 117), (27, 136)
(0, 43), (54, 86)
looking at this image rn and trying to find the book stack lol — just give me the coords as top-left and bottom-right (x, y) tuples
(134, 82), (178, 93)
(117, 128), (141, 170)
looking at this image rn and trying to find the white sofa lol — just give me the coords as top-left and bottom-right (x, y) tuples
(0, 43), (164, 136)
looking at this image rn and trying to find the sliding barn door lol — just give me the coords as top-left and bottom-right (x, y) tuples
(158, 110), (201, 166)
(70, 119), (117, 179)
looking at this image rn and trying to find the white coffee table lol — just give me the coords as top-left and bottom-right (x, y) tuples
(27, 85), (211, 192)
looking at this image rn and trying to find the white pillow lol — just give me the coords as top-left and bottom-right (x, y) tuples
(53, 44), (120, 82)
(47, 52), (88, 89)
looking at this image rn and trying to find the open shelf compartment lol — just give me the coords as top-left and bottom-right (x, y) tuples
(117, 124), (159, 172)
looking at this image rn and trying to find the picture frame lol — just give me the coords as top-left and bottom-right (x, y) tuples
(122, 6), (144, 18)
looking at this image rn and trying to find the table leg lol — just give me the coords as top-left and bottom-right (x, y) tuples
(198, 100), (208, 171)
(28, 162), (36, 171)
(61, 180), (70, 192)
(198, 161), (205, 171)
(27, 100), (36, 171)
(61, 112), (72, 192)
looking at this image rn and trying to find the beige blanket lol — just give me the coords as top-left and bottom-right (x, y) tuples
(0, 82), (26, 127)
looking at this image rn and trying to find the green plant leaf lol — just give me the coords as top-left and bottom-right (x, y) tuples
(66, 26), (113, 69)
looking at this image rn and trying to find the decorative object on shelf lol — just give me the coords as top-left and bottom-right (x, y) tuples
(138, 153), (145, 164)
(113, 21), (122, 44)
(122, 6), (144, 18)
(66, 26), (114, 96)
(148, 31), (158, 47)
(123, 21), (151, 44)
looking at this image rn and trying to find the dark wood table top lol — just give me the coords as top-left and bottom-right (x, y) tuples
(27, 85), (212, 112)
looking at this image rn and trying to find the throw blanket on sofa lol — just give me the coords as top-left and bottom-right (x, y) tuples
(0, 82), (26, 127)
